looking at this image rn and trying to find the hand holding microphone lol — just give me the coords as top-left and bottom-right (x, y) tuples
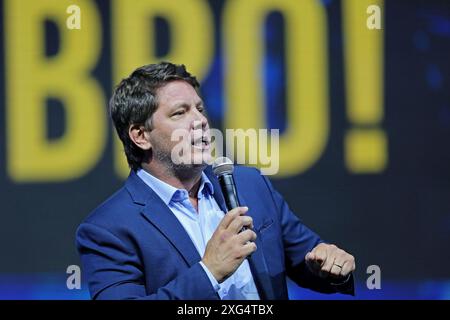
(201, 157), (257, 283)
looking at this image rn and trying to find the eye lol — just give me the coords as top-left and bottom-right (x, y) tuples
(197, 106), (205, 113)
(172, 109), (185, 117)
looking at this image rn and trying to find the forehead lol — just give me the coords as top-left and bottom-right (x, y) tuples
(156, 80), (201, 106)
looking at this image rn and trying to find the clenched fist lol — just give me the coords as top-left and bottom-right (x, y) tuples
(305, 243), (355, 281)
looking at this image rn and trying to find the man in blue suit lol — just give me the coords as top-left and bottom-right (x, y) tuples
(76, 62), (355, 300)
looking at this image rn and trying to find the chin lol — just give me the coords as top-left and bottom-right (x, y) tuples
(191, 151), (212, 166)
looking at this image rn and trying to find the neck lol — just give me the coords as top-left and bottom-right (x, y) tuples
(141, 160), (205, 196)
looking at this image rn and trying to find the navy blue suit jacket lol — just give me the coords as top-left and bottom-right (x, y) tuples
(76, 166), (353, 299)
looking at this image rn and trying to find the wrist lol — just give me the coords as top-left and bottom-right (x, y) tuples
(201, 259), (224, 283)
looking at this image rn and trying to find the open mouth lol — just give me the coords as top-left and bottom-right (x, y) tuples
(191, 136), (210, 150)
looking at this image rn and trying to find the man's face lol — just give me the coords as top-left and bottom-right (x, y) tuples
(146, 80), (211, 168)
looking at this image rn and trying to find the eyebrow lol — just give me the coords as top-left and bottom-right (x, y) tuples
(171, 100), (204, 110)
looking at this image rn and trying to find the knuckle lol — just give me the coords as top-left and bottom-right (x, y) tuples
(342, 253), (354, 262)
(239, 207), (248, 215)
(239, 246), (249, 258)
(246, 231), (256, 242)
(331, 269), (341, 276)
(220, 230), (231, 242)
(231, 208), (240, 216)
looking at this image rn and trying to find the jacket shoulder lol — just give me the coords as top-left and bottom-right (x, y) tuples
(80, 186), (138, 229)
(233, 165), (263, 178)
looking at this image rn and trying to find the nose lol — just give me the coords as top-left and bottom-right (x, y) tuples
(191, 110), (208, 130)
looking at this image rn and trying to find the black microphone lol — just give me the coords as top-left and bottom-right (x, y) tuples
(213, 157), (253, 259)
(212, 157), (241, 211)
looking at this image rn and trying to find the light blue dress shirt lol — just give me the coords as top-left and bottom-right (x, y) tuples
(137, 168), (260, 300)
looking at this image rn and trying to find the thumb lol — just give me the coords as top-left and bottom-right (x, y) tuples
(305, 251), (315, 262)
(305, 251), (321, 274)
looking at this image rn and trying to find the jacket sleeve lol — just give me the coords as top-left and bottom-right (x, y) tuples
(260, 173), (354, 295)
(76, 222), (220, 300)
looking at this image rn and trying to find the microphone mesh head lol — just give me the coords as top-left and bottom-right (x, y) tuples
(212, 157), (234, 176)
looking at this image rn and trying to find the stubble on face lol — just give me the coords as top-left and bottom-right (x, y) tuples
(144, 81), (211, 180)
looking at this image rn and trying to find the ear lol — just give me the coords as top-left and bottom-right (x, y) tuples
(128, 124), (152, 151)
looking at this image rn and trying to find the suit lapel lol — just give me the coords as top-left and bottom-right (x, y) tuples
(125, 171), (201, 267)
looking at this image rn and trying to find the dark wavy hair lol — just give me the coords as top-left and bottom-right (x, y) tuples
(109, 62), (200, 170)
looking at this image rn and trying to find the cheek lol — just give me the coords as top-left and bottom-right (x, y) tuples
(150, 116), (195, 146)
(150, 130), (170, 147)
(150, 126), (188, 151)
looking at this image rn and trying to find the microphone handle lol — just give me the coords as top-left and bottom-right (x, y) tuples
(218, 174), (240, 211)
(218, 173), (251, 258)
